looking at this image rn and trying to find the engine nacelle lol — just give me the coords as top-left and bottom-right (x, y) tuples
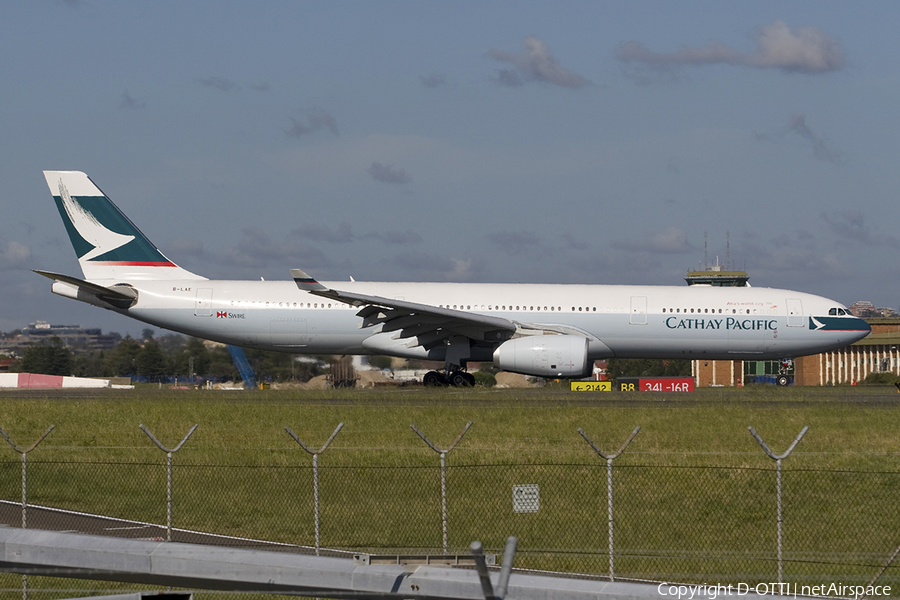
(493, 335), (590, 378)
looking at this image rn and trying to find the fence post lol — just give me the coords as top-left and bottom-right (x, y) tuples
(577, 426), (640, 582)
(411, 421), (472, 554)
(139, 424), (198, 542)
(285, 423), (344, 555)
(0, 424), (55, 600)
(748, 425), (808, 586)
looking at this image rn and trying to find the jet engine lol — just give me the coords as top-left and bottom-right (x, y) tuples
(492, 334), (590, 378)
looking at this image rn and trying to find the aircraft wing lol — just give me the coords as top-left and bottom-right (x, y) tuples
(291, 269), (517, 350)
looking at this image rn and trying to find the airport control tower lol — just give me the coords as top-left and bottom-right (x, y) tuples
(686, 232), (748, 286)
(684, 265), (749, 287)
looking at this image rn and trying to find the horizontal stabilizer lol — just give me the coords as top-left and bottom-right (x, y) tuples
(34, 270), (137, 309)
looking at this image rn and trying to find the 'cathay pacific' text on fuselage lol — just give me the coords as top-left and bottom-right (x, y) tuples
(665, 317), (777, 331)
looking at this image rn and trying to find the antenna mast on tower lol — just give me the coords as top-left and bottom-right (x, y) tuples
(703, 231), (709, 270)
(726, 231), (731, 271)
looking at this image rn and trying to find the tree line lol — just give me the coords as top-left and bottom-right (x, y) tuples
(9, 330), (327, 383)
(5, 327), (695, 384)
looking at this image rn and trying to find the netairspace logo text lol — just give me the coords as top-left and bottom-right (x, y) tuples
(657, 582), (892, 600)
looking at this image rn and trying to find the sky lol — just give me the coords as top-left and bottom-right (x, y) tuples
(2, 1), (900, 336)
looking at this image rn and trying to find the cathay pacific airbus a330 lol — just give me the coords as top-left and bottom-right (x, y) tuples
(37, 171), (870, 386)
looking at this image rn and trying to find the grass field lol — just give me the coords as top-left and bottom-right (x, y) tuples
(2, 384), (900, 598)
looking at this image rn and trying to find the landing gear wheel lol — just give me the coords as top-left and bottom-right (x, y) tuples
(463, 372), (476, 387)
(776, 375), (790, 387)
(449, 371), (471, 387)
(424, 371), (446, 386)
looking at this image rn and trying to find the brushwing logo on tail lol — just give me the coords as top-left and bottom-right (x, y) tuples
(57, 180), (135, 261)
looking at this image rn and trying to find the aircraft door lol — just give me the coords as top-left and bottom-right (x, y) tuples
(630, 296), (647, 325)
(786, 298), (803, 327)
(271, 318), (310, 348)
(194, 288), (213, 317)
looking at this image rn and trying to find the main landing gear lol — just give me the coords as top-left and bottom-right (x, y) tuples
(423, 336), (476, 387)
(423, 370), (475, 387)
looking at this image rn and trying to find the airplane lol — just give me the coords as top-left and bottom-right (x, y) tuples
(37, 170), (870, 386)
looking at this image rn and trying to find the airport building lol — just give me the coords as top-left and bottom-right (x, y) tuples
(693, 319), (900, 386)
(0, 321), (120, 357)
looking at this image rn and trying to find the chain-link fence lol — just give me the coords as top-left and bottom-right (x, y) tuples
(2, 424), (900, 597)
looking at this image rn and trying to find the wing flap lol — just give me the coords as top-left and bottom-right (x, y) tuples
(290, 269), (518, 351)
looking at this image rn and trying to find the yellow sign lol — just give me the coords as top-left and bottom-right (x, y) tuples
(570, 381), (612, 391)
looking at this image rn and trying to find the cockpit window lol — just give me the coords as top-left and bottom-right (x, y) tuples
(829, 308), (837, 316)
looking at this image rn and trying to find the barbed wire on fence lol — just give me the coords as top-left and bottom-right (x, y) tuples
(411, 421), (472, 555)
(285, 422), (343, 555)
(0, 424), (55, 600)
(576, 426), (640, 582)
(748, 425), (807, 585)
(139, 424), (198, 542)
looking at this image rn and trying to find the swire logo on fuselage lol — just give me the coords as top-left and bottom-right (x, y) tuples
(665, 317), (777, 331)
(216, 312), (245, 319)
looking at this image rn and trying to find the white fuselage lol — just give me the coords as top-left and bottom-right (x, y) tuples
(101, 280), (869, 362)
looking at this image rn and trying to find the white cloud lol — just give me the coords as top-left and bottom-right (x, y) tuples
(488, 37), (589, 89)
(0, 241), (32, 270)
(617, 21), (843, 75)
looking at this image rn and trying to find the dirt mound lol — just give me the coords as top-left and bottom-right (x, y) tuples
(494, 372), (537, 388)
(357, 370), (393, 388)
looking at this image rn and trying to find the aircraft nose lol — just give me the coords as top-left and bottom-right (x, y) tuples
(852, 318), (871, 340)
